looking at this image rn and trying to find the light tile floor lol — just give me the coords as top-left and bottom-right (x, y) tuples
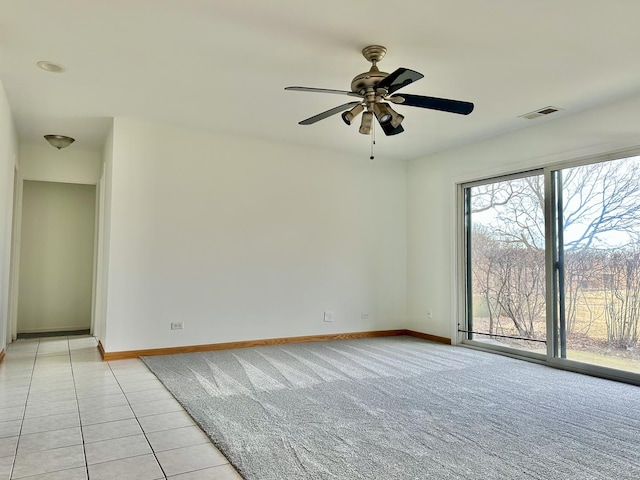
(0, 336), (243, 480)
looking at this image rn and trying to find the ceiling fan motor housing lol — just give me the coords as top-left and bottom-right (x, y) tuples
(352, 45), (390, 101)
(350, 66), (389, 96)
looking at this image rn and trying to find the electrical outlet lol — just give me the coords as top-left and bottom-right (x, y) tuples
(361, 312), (369, 319)
(170, 322), (184, 330)
(323, 311), (334, 322)
(427, 310), (433, 319)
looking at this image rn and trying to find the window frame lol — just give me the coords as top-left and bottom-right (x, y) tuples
(457, 148), (640, 386)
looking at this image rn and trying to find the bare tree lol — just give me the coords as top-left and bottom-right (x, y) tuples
(471, 228), (546, 339)
(469, 156), (640, 345)
(562, 250), (604, 335)
(471, 228), (503, 338)
(601, 249), (640, 349)
(472, 176), (545, 250)
(491, 246), (546, 338)
(562, 161), (640, 251)
(470, 181), (530, 214)
(471, 158), (640, 253)
(470, 177), (546, 339)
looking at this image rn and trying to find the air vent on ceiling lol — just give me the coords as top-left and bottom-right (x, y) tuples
(519, 106), (563, 120)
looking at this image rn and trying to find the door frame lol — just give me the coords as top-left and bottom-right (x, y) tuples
(8, 177), (100, 338)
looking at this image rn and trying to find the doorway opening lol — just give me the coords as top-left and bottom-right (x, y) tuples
(16, 180), (97, 336)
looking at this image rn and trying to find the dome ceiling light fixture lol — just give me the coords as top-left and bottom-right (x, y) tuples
(44, 135), (75, 150)
(36, 60), (66, 73)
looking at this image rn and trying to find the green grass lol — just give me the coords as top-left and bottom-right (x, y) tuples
(471, 317), (640, 373)
(565, 349), (640, 373)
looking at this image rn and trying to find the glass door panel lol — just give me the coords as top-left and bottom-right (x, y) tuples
(556, 156), (640, 373)
(466, 173), (546, 354)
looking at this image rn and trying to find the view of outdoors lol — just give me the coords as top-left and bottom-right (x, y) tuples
(467, 155), (640, 374)
(467, 172), (547, 355)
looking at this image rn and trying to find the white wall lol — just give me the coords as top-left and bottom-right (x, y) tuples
(0, 81), (18, 350)
(102, 118), (407, 352)
(407, 92), (640, 341)
(93, 123), (114, 345)
(17, 181), (96, 333)
(19, 143), (101, 184)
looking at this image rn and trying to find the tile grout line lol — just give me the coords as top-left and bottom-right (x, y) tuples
(9, 339), (39, 480)
(10, 338), (86, 480)
(115, 357), (241, 479)
(4, 339), (227, 480)
(69, 336), (92, 480)
(106, 360), (169, 480)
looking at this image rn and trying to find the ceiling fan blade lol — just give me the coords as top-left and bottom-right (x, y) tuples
(379, 122), (405, 136)
(285, 86), (362, 98)
(376, 68), (424, 94)
(395, 93), (474, 115)
(298, 101), (362, 125)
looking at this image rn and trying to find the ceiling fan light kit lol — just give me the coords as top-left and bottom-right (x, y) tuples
(285, 44), (474, 140)
(372, 102), (394, 125)
(341, 103), (364, 125)
(390, 110), (404, 129)
(359, 111), (373, 135)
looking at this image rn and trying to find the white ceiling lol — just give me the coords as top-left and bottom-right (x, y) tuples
(2, 0), (640, 161)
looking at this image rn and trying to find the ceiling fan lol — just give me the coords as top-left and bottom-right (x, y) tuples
(285, 45), (474, 136)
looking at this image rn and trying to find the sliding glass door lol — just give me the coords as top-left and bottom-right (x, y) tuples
(465, 171), (546, 356)
(553, 156), (640, 374)
(462, 152), (640, 379)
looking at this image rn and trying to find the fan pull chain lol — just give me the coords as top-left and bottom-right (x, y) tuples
(370, 124), (376, 160)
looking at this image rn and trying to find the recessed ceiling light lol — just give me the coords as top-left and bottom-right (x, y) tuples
(36, 61), (66, 73)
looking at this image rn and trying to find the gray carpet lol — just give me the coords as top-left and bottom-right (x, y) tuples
(141, 336), (640, 479)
